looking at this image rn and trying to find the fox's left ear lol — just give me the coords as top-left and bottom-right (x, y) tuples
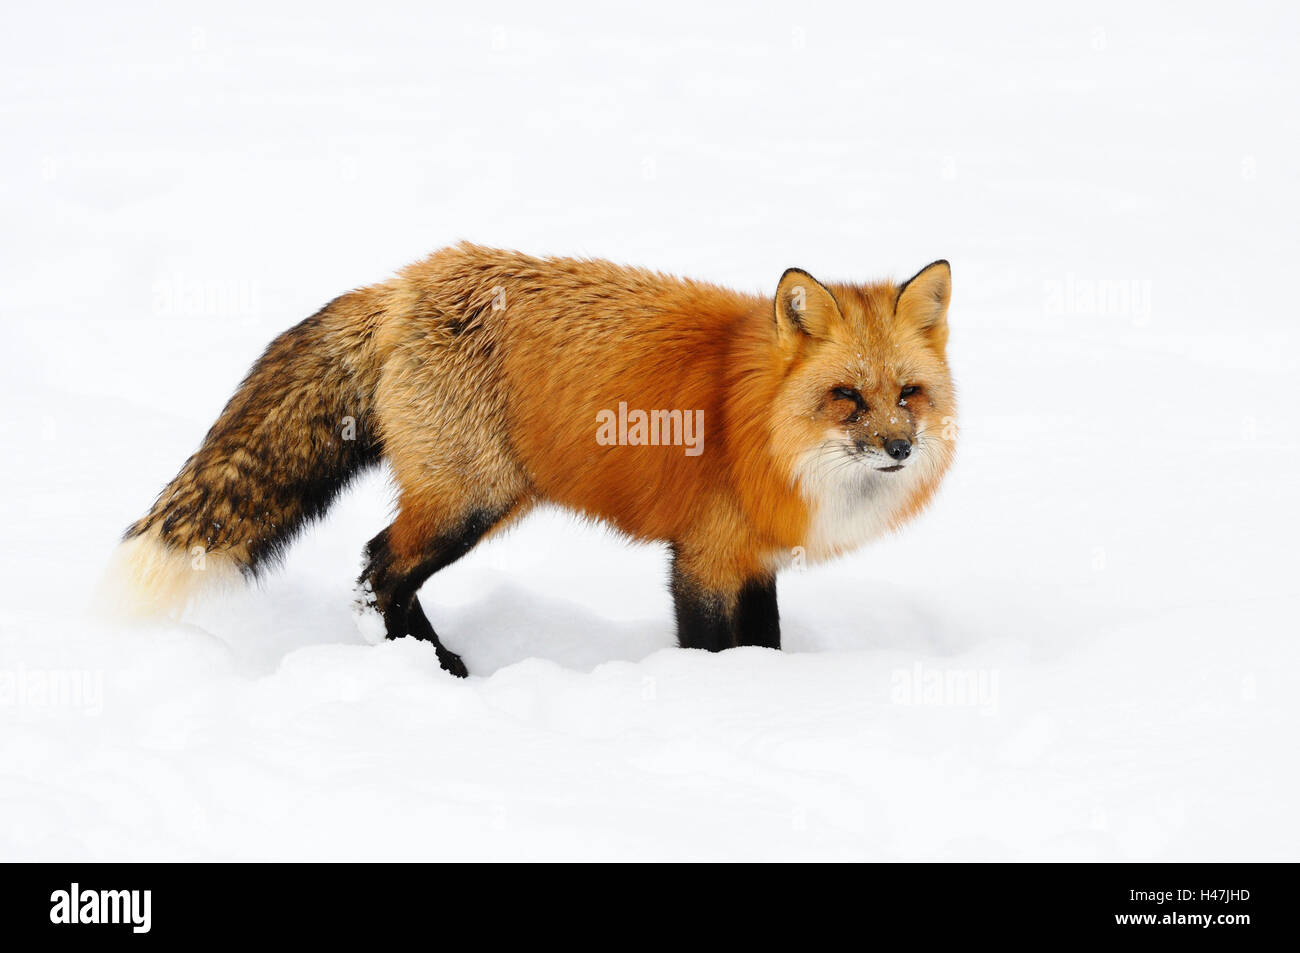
(896, 260), (952, 347)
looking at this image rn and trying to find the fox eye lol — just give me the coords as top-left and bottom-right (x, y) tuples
(831, 386), (865, 421)
(899, 385), (921, 399)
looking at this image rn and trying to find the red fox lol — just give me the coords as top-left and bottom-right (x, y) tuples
(112, 244), (956, 675)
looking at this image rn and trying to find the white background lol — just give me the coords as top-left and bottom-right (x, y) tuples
(2, 0), (1297, 859)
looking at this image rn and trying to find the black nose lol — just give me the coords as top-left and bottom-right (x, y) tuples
(884, 438), (912, 461)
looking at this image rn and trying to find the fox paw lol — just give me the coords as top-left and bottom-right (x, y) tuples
(352, 577), (387, 645)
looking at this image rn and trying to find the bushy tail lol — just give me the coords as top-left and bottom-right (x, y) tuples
(106, 293), (385, 616)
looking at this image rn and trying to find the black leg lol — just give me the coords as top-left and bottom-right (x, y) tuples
(672, 584), (733, 651)
(670, 551), (735, 652)
(406, 594), (468, 678)
(734, 576), (780, 649)
(358, 507), (506, 677)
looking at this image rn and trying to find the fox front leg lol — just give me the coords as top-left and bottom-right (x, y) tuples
(669, 549), (781, 651)
(733, 576), (780, 649)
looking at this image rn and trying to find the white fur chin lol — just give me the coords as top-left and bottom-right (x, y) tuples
(793, 441), (926, 564)
(96, 533), (242, 620)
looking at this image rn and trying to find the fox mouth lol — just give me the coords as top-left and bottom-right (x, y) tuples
(832, 441), (914, 476)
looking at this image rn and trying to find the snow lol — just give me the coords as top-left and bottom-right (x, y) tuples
(2, 0), (1298, 860)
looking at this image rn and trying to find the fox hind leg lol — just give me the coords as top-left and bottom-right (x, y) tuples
(359, 329), (532, 674)
(357, 504), (516, 677)
(405, 594), (462, 676)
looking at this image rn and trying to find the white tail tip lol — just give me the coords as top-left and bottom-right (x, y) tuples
(96, 533), (243, 620)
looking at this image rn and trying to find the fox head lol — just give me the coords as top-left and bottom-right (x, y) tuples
(768, 261), (956, 539)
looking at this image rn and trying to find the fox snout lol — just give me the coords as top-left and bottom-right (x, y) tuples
(884, 438), (911, 461)
(851, 436), (911, 455)
(850, 433), (915, 472)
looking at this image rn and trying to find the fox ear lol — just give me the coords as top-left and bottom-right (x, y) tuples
(774, 268), (841, 347)
(896, 260), (952, 344)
